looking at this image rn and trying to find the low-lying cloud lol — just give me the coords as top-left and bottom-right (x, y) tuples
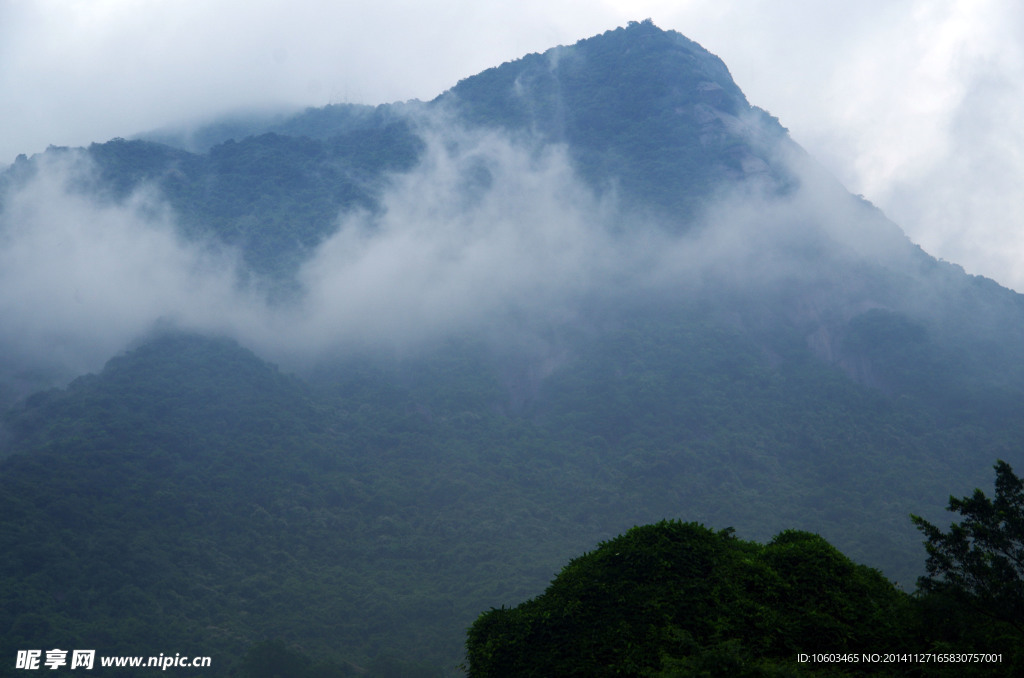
(0, 121), (930, 394)
(0, 153), (265, 383)
(0, 129), (627, 385)
(286, 129), (619, 354)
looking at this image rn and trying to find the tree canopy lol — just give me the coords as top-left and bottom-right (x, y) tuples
(913, 460), (1024, 637)
(465, 521), (913, 677)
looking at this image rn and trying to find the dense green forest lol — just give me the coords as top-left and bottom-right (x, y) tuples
(467, 479), (1024, 677)
(2, 19), (1024, 677)
(1, 326), (1019, 675)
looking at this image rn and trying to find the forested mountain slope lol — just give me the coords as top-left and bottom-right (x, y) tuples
(1, 19), (1023, 676)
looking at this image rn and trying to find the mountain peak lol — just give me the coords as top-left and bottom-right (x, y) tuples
(436, 20), (790, 218)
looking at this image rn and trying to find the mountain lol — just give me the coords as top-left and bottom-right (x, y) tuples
(2, 19), (1023, 676)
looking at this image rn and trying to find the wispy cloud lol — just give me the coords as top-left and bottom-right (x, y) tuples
(0, 152), (259, 379)
(0, 113), (936, 392)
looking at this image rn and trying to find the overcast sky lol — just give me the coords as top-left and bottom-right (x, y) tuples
(2, 0), (1023, 290)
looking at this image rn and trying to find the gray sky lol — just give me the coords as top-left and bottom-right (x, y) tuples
(3, 0), (1023, 290)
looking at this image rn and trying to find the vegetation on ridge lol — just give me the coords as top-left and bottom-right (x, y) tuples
(465, 463), (1024, 676)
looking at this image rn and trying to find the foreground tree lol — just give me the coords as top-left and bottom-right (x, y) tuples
(911, 460), (1024, 636)
(465, 521), (912, 677)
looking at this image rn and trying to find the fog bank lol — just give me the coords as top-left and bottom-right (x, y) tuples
(0, 123), (929, 389)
